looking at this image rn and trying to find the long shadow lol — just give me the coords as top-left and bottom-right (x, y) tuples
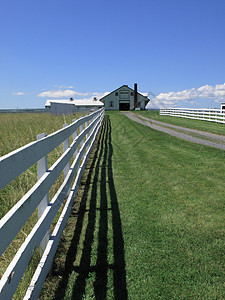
(71, 119), (108, 299)
(93, 115), (109, 298)
(54, 116), (128, 299)
(108, 117), (128, 299)
(53, 122), (106, 299)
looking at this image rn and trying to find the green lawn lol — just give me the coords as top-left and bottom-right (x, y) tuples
(135, 110), (225, 136)
(40, 112), (225, 299)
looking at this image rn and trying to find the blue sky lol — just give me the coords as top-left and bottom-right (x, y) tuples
(1, 0), (225, 109)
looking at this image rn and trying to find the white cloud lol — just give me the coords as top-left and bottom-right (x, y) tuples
(37, 89), (90, 98)
(155, 88), (197, 102)
(147, 98), (176, 108)
(152, 83), (225, 107)
(12, 92), (25, 96)
(38, 88), (110, 100)
(92, 91), (110, 98)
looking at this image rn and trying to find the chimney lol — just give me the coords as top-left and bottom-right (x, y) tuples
(134, 83), (138, 109)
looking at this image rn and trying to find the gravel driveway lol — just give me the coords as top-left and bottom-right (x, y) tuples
(122, 112), (225, 151)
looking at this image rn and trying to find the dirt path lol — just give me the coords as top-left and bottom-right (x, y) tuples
(122, 112), (225, 151)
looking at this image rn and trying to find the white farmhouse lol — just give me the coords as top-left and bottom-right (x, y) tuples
(45, 98), (104, 115)
(99, 83), (150, 111)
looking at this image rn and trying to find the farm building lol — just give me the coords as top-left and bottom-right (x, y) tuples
(45, 98), (104, 115)
(99, 83), (150, 111)
(221, 102), (225, 111)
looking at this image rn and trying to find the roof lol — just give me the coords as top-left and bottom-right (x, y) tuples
(45, 98), (104, 107)
(99, 85), (149, 101)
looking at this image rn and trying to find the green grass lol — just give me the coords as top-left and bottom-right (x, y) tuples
(135, 110), (225, 136)
(40, 112), (225, 299)
(0, 112), (83, 220)
(0, 112), (83, 299)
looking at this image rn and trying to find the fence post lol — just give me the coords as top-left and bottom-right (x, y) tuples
(72, 118), (79, 159)
(85, 120), (89, 136)
(85, 120), (89, 143)
(37, 133), (50, 256)
(79, 117), (84, 147)
(79, 117), (86, 164)
(63, 124), (70, 178)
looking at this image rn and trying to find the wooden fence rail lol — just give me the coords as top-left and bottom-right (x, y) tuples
(0, 108), (104, 299)
(160, 108), (225, 124)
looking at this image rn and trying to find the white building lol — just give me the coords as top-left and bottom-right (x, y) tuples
(45, 98), (104, 115)
(221, 102), (225, 111)
(99, 84), (150, 111)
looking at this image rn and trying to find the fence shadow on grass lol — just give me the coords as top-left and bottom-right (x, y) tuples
(53, 115), (127, 299)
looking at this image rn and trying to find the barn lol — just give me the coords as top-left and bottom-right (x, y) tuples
(100, 83), (150, 111)
(45, 98), (104, 115)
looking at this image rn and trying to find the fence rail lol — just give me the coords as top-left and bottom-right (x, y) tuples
(160, 108), (225, 124)
(0, 108), (104, 299)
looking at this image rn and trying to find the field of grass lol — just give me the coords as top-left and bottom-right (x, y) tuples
(40, 111), (225, 299)
(135, 110), (225, 136)
(0, 112), (83, 298)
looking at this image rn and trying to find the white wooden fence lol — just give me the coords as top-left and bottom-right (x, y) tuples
(0, 108), (104, 299)
(160, 108), (225, 124)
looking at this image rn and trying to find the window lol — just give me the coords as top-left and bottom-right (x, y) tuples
(119, 91), (130, 99)
(109, 101), (114, 107)
(131, 92), (134, 96)
(138, 102), (141, 107)
(115, 92), (118, 96)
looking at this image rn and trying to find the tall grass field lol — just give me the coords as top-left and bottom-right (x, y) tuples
(0, 112), (83, 298)
(1, 111), (225, 299)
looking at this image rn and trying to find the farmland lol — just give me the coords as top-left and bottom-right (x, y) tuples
(0, 112), (83, 298)
(135, 110), (225, 136)
(1, 111), (225, 299)
(41, 111), (225, 299)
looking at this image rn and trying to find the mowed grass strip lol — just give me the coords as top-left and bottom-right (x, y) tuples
(136, 110), (225, 136)
(40, 112), (225, 299)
